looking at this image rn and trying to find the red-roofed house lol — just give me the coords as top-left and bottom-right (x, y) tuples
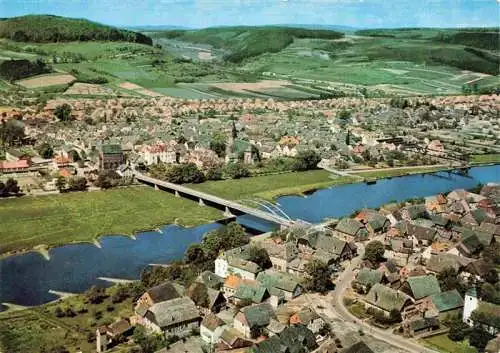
(0, 159), (31, 173)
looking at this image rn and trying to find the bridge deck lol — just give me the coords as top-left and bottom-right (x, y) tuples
(134, 172), (292, 226)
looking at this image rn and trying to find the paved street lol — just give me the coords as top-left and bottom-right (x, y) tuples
(329, 242), (439, 353)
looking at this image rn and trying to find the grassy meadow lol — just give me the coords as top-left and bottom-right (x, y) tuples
(0, 286), (136, 353)
(0, 187), (220, 255)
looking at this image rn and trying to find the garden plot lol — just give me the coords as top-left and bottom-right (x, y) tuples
(63, 82), (115, 96)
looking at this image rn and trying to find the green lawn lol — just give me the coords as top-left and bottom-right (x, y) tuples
(471, 153), (500, 164)
(0, 187), (220, 255)
(351, 166), (447, 179)
(422, 334), (477, 353)
(0, 286), (136, 353)
(191, 170), (354, 201)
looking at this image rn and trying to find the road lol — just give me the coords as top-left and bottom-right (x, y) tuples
(331, 242), (439, 353)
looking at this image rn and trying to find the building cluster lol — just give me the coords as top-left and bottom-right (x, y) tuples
(349, 184), (499, 340)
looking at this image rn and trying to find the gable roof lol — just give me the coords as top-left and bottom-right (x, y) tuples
(240, 303), (275, 328)
(228, 257), (261, 274)
(429, 289), (464, 313)
(336, 218), (365, 236)
(201, 313), (225, 332)
(256, 271), (301, 293)
(146, 297), (200, 328)
(101, 144), (123, 155)
(253, 324), (317, 353)
(197, 271), (224, 290)
(426, 253), (472, 273)
(365, 283), (411, 312)
(356, 268), (384, 287)
(406, 275), (441, 300)
(234, 283), (268, 304)
(146, 281), (184, 304)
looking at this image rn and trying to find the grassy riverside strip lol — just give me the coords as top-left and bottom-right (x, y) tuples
(350, 166), (448, 179)
(0, 165), (462, 256)
(470, 154), (500, 164)
(0, 187), (220, 256)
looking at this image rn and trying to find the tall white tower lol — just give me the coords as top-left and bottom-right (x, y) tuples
(463, 286), (479, 326)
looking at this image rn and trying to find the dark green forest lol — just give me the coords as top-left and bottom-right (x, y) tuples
(0, 15), (152, 45)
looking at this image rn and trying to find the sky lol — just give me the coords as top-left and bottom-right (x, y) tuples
(0, 0), (498, 29)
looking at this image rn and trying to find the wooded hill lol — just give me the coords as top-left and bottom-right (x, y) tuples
(0, 15), (152, 45)
(151, 26), (344, 62)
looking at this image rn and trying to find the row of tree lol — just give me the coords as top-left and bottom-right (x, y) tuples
(0, 178), (21, 197)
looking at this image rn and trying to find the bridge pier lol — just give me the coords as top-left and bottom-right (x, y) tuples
(223, 206), (234, 218)
(199, 198), (205, 206)
(154, 184), (159, 191)
(175, 190), (180, 197)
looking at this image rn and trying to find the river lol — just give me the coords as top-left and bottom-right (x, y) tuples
(0, 165), (498, 307)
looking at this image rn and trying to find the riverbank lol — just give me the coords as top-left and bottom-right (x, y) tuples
(0, 187), (221, 257)
(0, 165), (465, 257)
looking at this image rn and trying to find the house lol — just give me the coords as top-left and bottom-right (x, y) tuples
(252, 325), (317, 353)
(233, 282), (269, 306)
(196, 271), (224, 290)
(141, 142), (177, 165)
(354, 268), (384, 293)
(96, 319), (133, 352)
(400, 205), (427, 221)
(223, 274), (244, 298)
(0, 159), (31, 174)
(402, 317), (440, 337)
(456, 234), (483, 257)
(428, 290), (464, 319)
(354, 209), (390, 234)
(99, 144), (124, 170)
(258, 238), (299, 273)
(215, 245), (261, 280)
(364, 283), (413, 317)
(399, 222), (437, 246)
(297, 230), (354, 263)
(427, 140), (444, 156)
(335, 218), (368, 241)
(142, 297), (201, 338)
(425, 253), (472, 274)
(233, 303), (276, 338)
(200, 313), (226, 344)
(401, 275), (441, 300)
(187, 282), (226, 314)
(256, 271), (303, 301)
(135, 281), (183, 313)
(289, 307), (327, 336)
(216, 327), (253, 351)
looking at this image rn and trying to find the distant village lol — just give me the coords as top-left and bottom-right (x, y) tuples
(89, 183), (500, 353)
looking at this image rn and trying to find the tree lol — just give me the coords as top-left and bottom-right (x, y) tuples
(111, 285), (129, 303)
(165, 163), (205, 184)
(345, 130), (350, 146)
(85, 286), (106, 304)
(132, 326), (165, 353)
(248, 246), (272, 269)
(55, 176), (66, 193)
(447, 320), (469, 341)
(438, 267), (460, 291)
(68, 176), (87, 191)
(482, 243), (500, 265)
(0, 178), (21, 196)
(338, 109), (351, 120)
(304, 259), (332, 294)
(480, 282), (500, 305)
(469, 325), (493, 350)
(205, 165), (223, 180)
(202, 222), (249, 260)
(184, 244), (206, 265)
(0, 119), (25, 146)
(293, 150), (321, 171)
(54, 103), (72, 122)
(38, 143), (54, 159)
(224, 162), (250, 179)
(210, 133), (227, 158)
(187, 282), (209, 307)
(95, 170), (121, 189)
(364, 241), (385, 263)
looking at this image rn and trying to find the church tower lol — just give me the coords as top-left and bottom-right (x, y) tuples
(463, 286), (479, 326)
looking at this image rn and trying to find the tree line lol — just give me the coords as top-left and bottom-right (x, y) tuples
(0, 59), (51, 82)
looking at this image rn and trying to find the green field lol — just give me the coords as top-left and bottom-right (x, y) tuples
(471, 153), (500, 164)
(421, 334), (477, 353)
(0, 187), (220, 255)
(191, 170), (354, 201)
(0, 286), (135, 353)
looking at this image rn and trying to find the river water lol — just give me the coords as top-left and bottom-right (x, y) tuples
(1, 165), (498, 306)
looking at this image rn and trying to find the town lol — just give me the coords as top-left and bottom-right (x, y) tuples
(0, 3), (499, 353)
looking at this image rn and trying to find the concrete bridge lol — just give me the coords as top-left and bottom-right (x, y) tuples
(133, 171), (294, 227)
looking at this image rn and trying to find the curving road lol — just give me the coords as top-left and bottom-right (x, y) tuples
(331, 243), (439, 353)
